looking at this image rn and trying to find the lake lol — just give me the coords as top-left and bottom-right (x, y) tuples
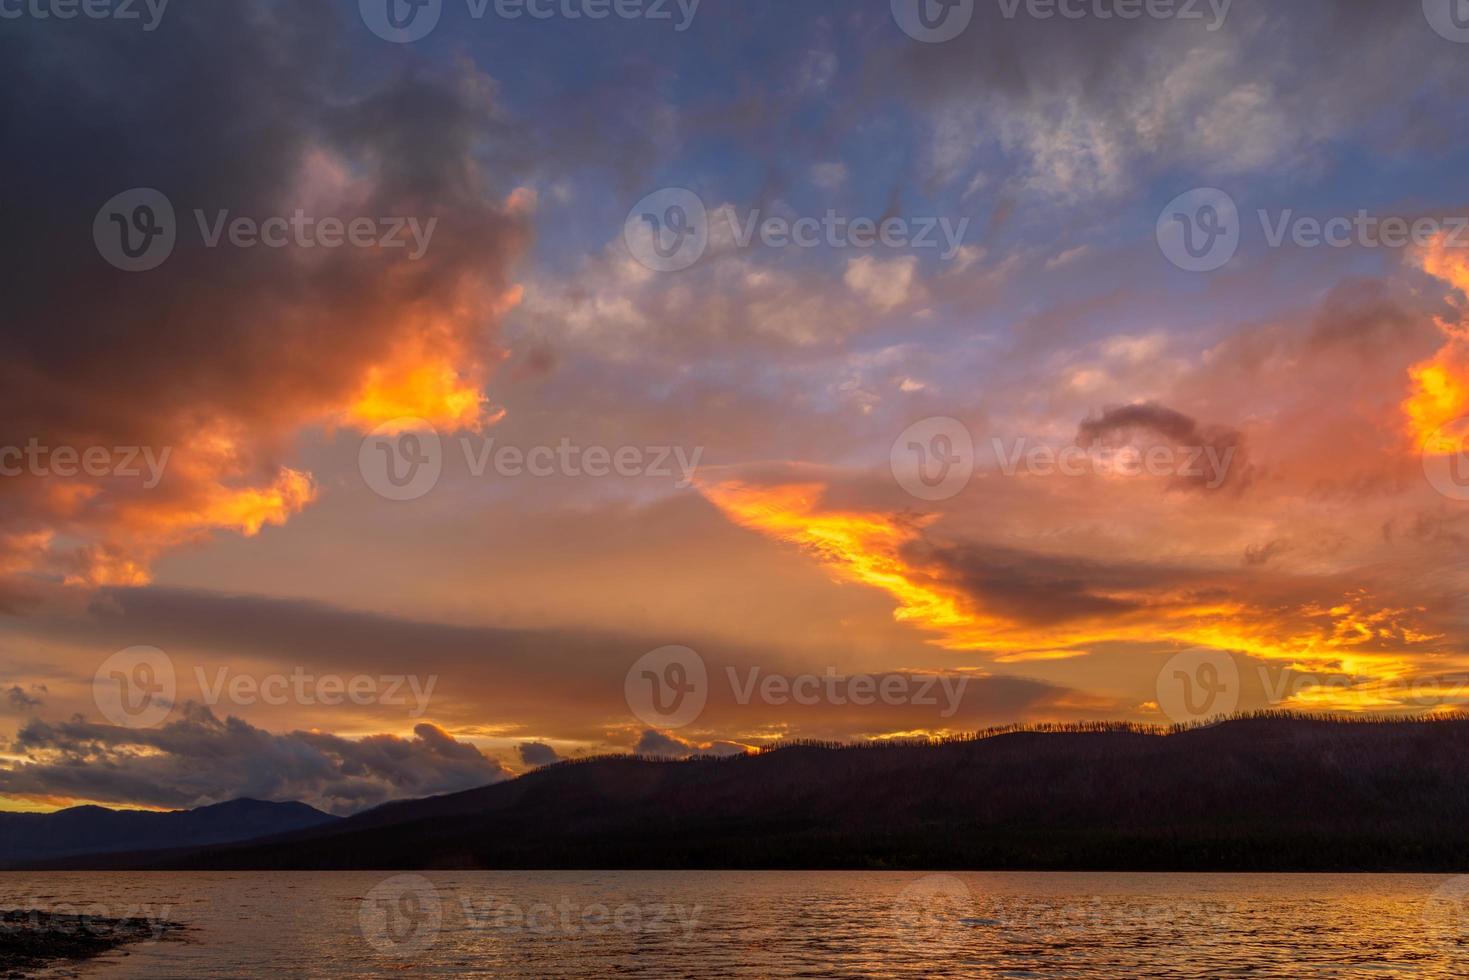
(3, 871), (1467, 977)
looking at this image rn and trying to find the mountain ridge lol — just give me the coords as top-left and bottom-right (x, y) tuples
(0, 797), (338, 867)
(24, 714), (1469, 872)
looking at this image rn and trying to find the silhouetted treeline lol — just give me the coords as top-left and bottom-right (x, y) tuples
(41, 715), (1469, 872)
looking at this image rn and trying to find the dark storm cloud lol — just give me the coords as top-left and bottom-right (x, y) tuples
(902, 540), (1172, 626)
(1078, 404), (1203, 447)
(516, 742), (561, 767)
(1076, 402), (1247, 491)
(634, 729), (747, 759)
(0, 705), (510, 814)
(0, 0), (528, 588)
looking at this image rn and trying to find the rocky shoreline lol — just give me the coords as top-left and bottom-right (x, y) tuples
(0, 909), (183, 978)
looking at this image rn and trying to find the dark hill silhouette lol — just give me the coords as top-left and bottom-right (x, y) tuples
(33, 715), (1469, 871)
(0, 798), (336, 867)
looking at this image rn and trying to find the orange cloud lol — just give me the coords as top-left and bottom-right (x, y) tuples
(699, 480), (981, 639)
(343, 284), (524, 432)
(52, 427), (317, 587)
(1405, 235), (1469, 446)
(0, 56), (532, 600)
(700, 478), (1445, 712)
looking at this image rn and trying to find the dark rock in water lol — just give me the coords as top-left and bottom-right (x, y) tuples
(0, 909), (184, 977)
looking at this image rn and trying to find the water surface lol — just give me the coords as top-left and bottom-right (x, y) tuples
(3, 871), (1466, 978)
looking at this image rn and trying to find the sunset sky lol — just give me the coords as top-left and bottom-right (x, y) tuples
(4, 0), (1469, 814)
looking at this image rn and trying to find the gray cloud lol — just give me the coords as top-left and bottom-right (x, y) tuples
(0, 0), (527, 589)
(0, 705), (509, 815)
(876, 0), (1469, 204)
(516, 742), (561, 768)
(4, 686), (44, 712)
(634, 729), (748, 759)
(1076, 402), (1247, 491)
